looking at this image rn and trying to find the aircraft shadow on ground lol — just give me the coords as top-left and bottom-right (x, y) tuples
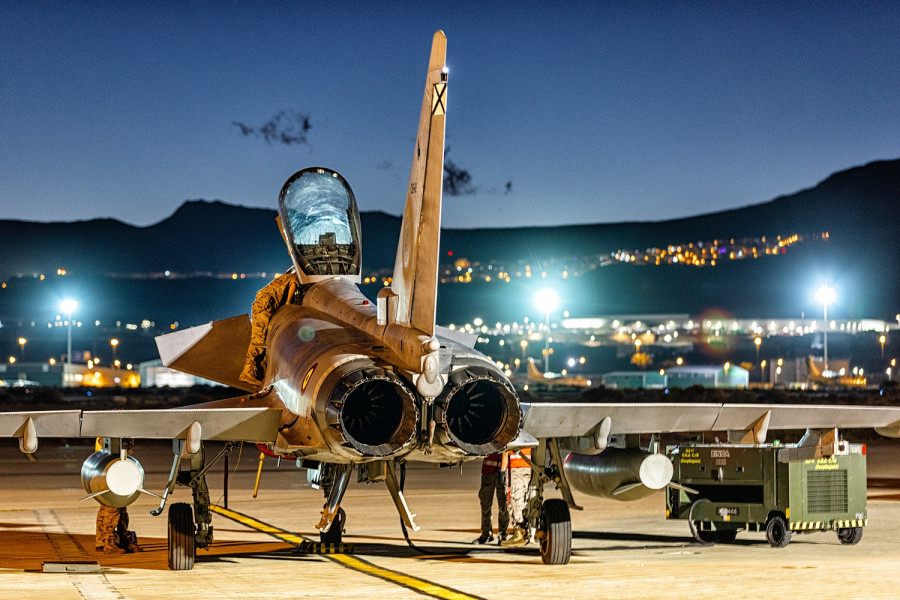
(0, 530), (304, 572)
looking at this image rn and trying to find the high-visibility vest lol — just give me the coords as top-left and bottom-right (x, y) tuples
(481, 453), (502, 474)
(508, 448), (532, 469)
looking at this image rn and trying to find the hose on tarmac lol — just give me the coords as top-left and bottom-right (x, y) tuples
(397, 462), (472, 555)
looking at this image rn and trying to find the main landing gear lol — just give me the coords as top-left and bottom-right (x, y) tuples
(522, 438), (579, 565)
(155, 440), (236, 570)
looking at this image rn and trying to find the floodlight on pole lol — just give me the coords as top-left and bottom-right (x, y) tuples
(534, 288), (560, 373)
(60, 298), (78, 366)
(754, 336), (762, 381)
(815, 286), (835, 372)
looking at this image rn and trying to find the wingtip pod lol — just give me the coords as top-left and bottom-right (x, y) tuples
(388, 31), (448, 337)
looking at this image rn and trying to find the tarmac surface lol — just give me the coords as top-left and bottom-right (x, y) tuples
(1, 438), (899, 600)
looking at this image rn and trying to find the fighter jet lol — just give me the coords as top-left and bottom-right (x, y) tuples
(806, 357), (867, 389)
(4, 31), (900, 569)
(524, 357), (592, 390)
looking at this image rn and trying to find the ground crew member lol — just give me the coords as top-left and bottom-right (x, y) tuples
(239, 269), (301, 387)
(475, 452), (509, 544)
(501, 447), (532, 547)
(94, 438), (141, 553)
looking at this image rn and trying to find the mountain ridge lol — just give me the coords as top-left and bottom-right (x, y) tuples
(0, 159), (897, 322)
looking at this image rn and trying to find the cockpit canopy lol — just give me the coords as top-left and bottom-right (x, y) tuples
(278, 167), (362, 282)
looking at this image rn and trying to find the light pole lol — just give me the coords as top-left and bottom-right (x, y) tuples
(60, 299), (78, 366)
(111, 338), (119, 363)
(534, 288), (559, 373)
(18, 337), (26, 360)
(879, 334), (886, 359)
(815, 286), (835, 372)
(754, 336), (761, 379)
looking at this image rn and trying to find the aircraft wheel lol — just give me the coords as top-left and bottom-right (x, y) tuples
(837, 527), (863, 545)
(765, 514), (791, 548)
(168, 502), (196, 570)
(320, 508), (345, 544)
(538, 499), (571, 565)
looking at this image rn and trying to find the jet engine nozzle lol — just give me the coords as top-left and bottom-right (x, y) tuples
(436, 366), (522, 455)
(81, 451), (145, 508)
(323, 364), (418, 457)
(564, 448), (673, 502)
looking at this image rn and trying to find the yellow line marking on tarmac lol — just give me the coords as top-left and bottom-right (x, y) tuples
(209, 505), (483, 600)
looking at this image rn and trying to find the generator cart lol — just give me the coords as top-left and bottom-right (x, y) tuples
(666, 437), (867, 547)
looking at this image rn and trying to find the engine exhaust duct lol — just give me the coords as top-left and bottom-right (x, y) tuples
(564, 448), (673, 502)
(323, 364), (418, 457)
(436, 365), (522, 455)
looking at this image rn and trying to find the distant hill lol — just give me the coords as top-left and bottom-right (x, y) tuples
(0, 159), (898, 322)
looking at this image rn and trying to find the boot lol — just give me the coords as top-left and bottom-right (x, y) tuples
(99, 533), (126, 554)
(239, 361), (262, 387)
(473, 532), (494, 544)
(500, 527), (527, 547)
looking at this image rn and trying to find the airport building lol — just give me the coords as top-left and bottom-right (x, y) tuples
(602, 365), (749, 389)
(139, 359), (225, 387)
(0, 361), (140, 388)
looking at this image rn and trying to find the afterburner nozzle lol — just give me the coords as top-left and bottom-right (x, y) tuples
(323, 364), (418, 457)
(435, 365), (521, 455)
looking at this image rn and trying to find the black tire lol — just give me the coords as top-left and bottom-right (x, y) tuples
(320, 508), (345, 544)
(539, 499), (571, 565)
(837, 527), (863, 545)
(765, 514), (791, 548)
(168, 502), (196, 570)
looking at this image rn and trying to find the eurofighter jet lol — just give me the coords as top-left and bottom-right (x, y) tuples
(4, 31), (900, 569)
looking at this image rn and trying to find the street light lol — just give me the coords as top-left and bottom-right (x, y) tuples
(60, 298), (78, 366)
(879, 334), (886, 359)
(754, 336), (762, 378)
(110, 338), (119, 362)
(815, 286), (835, 372)
(18, 337), (26, 359)
(534, 288), (560, 373)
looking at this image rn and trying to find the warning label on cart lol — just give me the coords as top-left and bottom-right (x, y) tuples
(680, 448), (701, 464)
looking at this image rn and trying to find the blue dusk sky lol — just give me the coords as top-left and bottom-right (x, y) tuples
(1, 1), (898, 229)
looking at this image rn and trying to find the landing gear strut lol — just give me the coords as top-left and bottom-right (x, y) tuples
(523, 438), (578, 565)
(317, 463), (351, 544)
(158, 440), (235, 570)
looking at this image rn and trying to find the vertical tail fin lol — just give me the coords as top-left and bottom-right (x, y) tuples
(389, 31), (447, 336)
(526, 357), (546, 380)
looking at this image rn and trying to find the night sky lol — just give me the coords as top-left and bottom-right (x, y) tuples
(2, 2), (898, 229)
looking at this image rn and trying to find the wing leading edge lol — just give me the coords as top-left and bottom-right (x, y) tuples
(1, 405), (281, 453)
(522, 402), (900, 438)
